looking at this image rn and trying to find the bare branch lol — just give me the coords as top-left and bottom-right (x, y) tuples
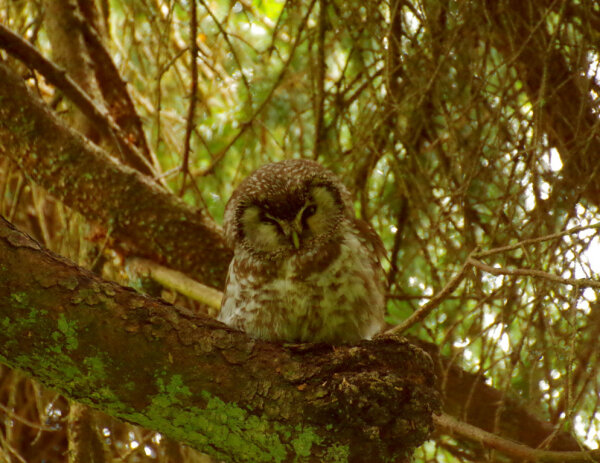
(468, 257), (600, 289)
(179, 0), (199, 196)
(197, 0), (318, 176)
(474, 223), (600, 258)
(435, 413), (600, 462)
(386, 255), (473, 335)
(127, 257), (223, 312)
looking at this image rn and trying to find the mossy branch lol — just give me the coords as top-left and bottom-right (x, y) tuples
(0, 215), (440, 462)
(0, 61), (231, 289)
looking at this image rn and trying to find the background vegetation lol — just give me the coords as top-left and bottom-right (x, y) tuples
(0, 0), (599, 461)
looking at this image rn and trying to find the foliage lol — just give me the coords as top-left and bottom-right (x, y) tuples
(0, 0), (600, 461)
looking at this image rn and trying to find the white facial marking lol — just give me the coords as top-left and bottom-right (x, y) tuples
(240, 206), (286, 252)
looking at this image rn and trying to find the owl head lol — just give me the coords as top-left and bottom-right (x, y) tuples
(224, 159), (355, 258)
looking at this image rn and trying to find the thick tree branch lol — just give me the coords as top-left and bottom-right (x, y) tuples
(0, 24), (157, 177)
(0, 61), (231, 289)
(0, 215), (440, 462)
(44, 0), (104, 143)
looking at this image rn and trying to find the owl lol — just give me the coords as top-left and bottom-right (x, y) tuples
(218, 159), (386, 343)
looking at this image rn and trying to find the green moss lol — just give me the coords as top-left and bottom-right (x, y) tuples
(162, 374), (192, 401)
(123, 381), (136, 392)
(59, 276), (79, 290)
(144, 391), (289, 462)
(291, 426), (322, 457)
(71, 288), (101, 304)
(10, 292), (29, 305)
(4, 294), (46, 338)
(0, 292), (351, 461)
(57, 313), (79, 351)
(151, 374), (193, 409)
(83, 355), (107, 380)
(18, 351), (84, 393)
(118, 382), (350, 462)
(323, 443), (351, 463)
(89, 386), (122, 405)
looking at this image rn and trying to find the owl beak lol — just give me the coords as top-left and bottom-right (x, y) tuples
(291, 230), (300, 250)
(283, 217), (303, 249)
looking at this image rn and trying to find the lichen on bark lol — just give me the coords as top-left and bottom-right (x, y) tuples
(0, 216), (439, 461)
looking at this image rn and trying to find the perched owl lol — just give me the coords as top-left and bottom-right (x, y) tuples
(218, 159), (386, 343)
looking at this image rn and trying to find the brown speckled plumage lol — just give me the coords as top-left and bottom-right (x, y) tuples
(218, 159), (386, 343)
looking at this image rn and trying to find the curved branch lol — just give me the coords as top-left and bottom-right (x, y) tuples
(412, 336), (588, 454)
(468, 257), (600, 288)
(0, 24), (157, 177)
(0, 61), (231, 289)
(386, 255), (473, 335)
(435, 413), (600, 462)
(0, 215), (439, 462)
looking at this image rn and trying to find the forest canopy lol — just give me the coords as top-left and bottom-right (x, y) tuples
(0, 0), (600, 462)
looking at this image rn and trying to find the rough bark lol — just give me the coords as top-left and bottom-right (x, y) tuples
(44, 0), (103, 141)
(0, 23), (158, 178)
(0, 215), (440, 462)
(44, 0), (157, 175)
(75, 2), (157, 170)
(0, 62), (231, 289)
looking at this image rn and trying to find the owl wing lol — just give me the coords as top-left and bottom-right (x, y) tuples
(352, 218), (387, 263)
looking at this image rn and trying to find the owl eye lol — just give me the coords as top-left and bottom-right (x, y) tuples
(302, 204), (317, 220)
(259, 211), (282, 230)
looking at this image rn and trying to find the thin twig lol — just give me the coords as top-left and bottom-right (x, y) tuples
(468, 257), (600, 288)
(387, 222), (600, 334)
(198, 0), (252, 105)
(435, 412), (600, 462)
(0, 432), (27, 463)
(179, 0), (199, 196)
(386, 253), (473, 335)
(197, 121), (252, 177)
(474, 222), (600, 258)
(386, 197), (408, 289)
(267, 0), (293, 57)
(197, 0), (319, 176)
(0, 402), (59, 432)
(312, 0), (327, 160)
